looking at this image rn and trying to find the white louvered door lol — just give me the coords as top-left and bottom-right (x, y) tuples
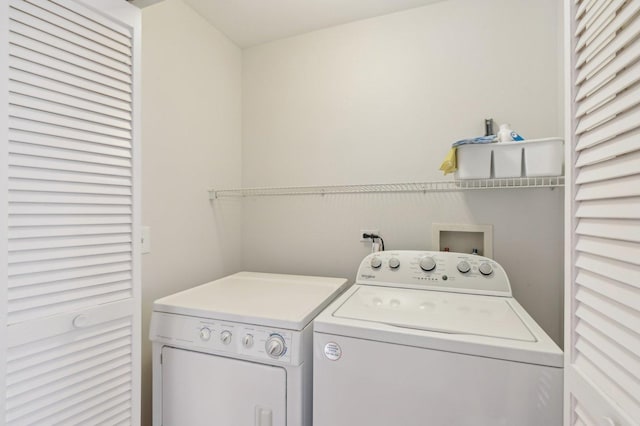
(565, 0), (640, 425)
(1, 0), (141, 424)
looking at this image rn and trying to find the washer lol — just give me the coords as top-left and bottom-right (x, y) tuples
(149, 271), (348, 426)
(313, 251), (563, 426)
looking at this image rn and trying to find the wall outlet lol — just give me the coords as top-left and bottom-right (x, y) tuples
(360, 229), (379, 242)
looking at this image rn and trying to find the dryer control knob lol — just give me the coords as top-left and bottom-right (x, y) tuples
(388, 257), (400, 269)
(370, 257), (382, 269)
(243, 334), (254, 348)
(266, 334), (286, 358)
(199, 327), (211, 341)
(457, 261), (471, 273)
(419, 256), (436, 272)
(479, 262), (493, 276)
(220, 330), (232, 345)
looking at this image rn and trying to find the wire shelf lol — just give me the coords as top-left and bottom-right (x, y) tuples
(209, 176), (564, 199)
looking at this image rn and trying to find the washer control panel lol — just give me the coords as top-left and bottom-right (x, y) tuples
(358, 250), (511, 296)
(149, 313), (297, 365)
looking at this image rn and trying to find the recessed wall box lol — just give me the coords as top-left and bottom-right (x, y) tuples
(432, 223), (493, 258)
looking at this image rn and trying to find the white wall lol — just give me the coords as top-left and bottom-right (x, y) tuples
(140, 1), (242, 424)
(241, 0), (564, 344)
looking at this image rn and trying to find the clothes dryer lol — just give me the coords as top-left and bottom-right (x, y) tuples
(150, 272), (348, 426)
(313, 251), (562, 426)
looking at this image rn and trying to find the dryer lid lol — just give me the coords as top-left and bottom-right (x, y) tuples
(332, 286), (535, 342)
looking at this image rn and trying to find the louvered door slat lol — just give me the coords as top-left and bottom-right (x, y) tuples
(9, 55), (131, 103)
(576, 107), (640, 150)
(576, 323), (640, 391)
(9, 16), (132, 77)
(8, 271), (132, 300)
(9, 233), (132, 252)
(7, 316), (129, 358)
(576, 2), (640, 85)
(7, 364), (131, 419)
(575, 0), (638, 73)
(9, 242), (132, 263)
(575, 81), (640, 135)
(574, 0), (609, 37)
(73, 400), (132, 426)
(10, 140), (132, 166)
(8, 261), (132, 291)
(8, 203), (132, 215)
(9, 224), (132, 240)
(9, 153), (131, 177)
(9, 192), (132, 206)
(9, 179), (132, 197)
(10, 214), (132, 227)
(575, 253), (640, 289)
(575, 127), (640, 167)
(8, 3), (132, 66)
(576, 235), (640, 264)
(9, 117), (131, 147)
(574, 399), (600, 426)
(576, 304), (640, 356)
(575, 218), (640, 242)
(8, 38), (131, 94)
(9, 105), (132, 139)
(2, 0), (140, 422)
(575, 16), (640, 101)
(9, 129), (132, 157)
(575, 174), (640, 200)
(9, 67), (132, 111)
(575, 198), (640, 219)
(575, 58), (640, 119)
(576, 150), (640, 183)
(9, 377), (132, 425)
(9, 93), (132, 130)
(10, 80), (132, 121)
(9, 252), (132, 277)
(48, 388), (132, 426)
(41, 0), (132, 42)
(9, 168), (132, 188)
(574, 342), (640, 420)
(9, 180), (132, 197)
(575, 0), (624, 55)
(13, 0), (132, 53)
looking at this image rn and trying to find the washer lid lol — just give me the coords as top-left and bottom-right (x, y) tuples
(153, 272), (349, 330)
(333, 286), (535, 342)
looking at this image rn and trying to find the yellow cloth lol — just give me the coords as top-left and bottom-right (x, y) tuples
(439, 147), (457, 175)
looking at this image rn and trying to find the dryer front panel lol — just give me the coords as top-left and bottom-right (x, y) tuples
(162, 347), (286, 426)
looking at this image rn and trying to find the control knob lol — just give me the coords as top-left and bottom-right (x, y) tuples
(388, 257), (400, 269)
(199, 327), (211, 341)
(265, 334), (286, 358)
(370, 257), (382, 269)
(243, 334), (254, 348)
(457, 261), (471, 274)
(419, 256), (436, 272)
(479, 262), (493, 276)
(220, 330), (232, 345)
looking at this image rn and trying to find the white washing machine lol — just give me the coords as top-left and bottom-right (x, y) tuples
(313, 251), (563, 426)
(149, 271), (348, 426)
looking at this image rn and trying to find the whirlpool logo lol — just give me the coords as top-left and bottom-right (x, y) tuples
(361, 274), (376, 279)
